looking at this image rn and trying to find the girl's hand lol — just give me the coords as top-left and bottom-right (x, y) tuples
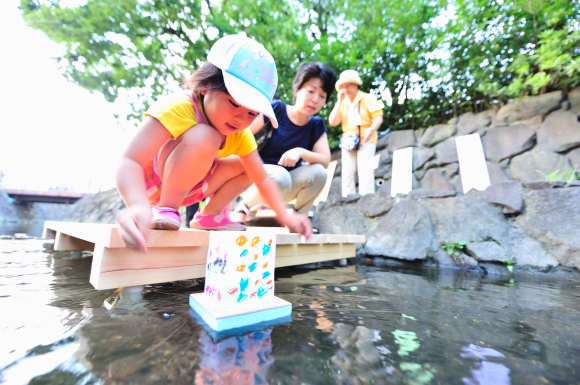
(280, 213), (312, 239)
(117, 204), (151, 253)
(278, 148), (303, 168)
(337, 88), (347, 103)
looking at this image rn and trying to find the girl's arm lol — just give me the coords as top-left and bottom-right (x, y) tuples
(116, 117), (173, 252)
(278, 132), (331, 168)
(240, 150), (312, 238)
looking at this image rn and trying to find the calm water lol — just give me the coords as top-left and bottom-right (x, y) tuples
(1, 235), (579, 385)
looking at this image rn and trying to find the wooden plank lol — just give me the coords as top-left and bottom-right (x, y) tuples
(275, 243), (356, 267)
(54, 232), (95, 252)
(313, 160), (338, 206)
(96, 264), (207, 290)
(90, 244), (209, 289)
(89, 242), (356, 290)
(44, 221), (211, 248)
(253, 208), (294, 218)
(44, 221), (364, 249)
(44, 221), (118, 246)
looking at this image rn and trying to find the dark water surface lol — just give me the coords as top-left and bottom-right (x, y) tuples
(1, 236), (579, 385)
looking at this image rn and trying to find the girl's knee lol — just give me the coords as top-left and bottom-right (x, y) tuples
(179, 124), (222, 152)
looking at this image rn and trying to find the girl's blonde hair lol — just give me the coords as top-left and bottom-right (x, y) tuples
(184, 62), (229, 98)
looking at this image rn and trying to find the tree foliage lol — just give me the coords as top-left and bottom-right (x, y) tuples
(20, 0), (580, 147)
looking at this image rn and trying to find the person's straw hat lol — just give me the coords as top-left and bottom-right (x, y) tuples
(208, 34), (279, 127)
(335, 69), (362, 92)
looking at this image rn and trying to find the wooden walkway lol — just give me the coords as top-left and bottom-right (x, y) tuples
(43, 221), (365, 290)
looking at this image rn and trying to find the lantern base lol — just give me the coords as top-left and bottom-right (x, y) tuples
(189, 293), (292, 333)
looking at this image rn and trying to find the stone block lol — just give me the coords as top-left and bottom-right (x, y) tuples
(509, 151), (573, 182)
(421, 168), (455, 191)
(510, 226), (559, 268)
(357, 192), (393, 218)
(329, 176), (341, 195)
(486, 161), (511, 184)
(377, 147), (392, 165)
(443, 163), (459, 178)
(408, 189), (457, 200)
(364, 200), (434, 260)
(537, 110), (580, 153)
(376, 133), (389, 150)
(432, 249), (478, 270)
(523, 181), (566, 190)
(434, 137), (459, 166)
(465, 241), (510, 262)
(481, 124), (536, 162)
(568, 87), (580, 113)
(386, 130), (417, 152)
(510, 115), (543, 130)
(424, 196), (512, 253)
(483, 181), (523, 213)
(413, 147), (435, 170)
(567, 148), (580, 168)
(457, 111), (492, 135)
(515, 188), (580, 269)
(419, 124), (457, 147)
(345, 193), (362, 203)
(326, 193), (345, 207)
(497, 91), (564, 124)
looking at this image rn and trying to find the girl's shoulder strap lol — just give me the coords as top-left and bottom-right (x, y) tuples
(185, 92), (207, 125)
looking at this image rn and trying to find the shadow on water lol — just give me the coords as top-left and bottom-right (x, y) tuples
(1, 234), (579, 384)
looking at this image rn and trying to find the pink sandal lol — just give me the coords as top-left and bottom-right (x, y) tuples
(151, 207), (181, 230)
(189, 204), (246, 231)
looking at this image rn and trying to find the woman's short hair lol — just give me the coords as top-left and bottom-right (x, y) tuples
(292, 62), (337, 103)
(184, 62), (228, 98)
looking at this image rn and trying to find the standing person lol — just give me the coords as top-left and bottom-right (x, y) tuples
(232, 62), (336, 222)
(328, 70), (384, 197)
(115, 34), (311, 252)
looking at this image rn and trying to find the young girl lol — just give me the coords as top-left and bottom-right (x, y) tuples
(233, 62), (336, 223)
(116, 34), (312, 252)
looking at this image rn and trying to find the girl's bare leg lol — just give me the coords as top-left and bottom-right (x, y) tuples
(156, 124), (222, 209)
(201, 156), (252, 215)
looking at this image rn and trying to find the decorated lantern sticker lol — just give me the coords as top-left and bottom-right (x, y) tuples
(204, 232), (276, 309)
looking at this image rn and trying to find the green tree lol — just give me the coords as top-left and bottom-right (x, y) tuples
(20, 0), (580, 146)
(445, 0), (580, 113)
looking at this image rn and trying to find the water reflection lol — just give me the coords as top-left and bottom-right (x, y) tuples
(1, 238), (580, 384)
(330, 324), (400, 384)
(196, 329), (274, 385)
(460, 344), (510, 385)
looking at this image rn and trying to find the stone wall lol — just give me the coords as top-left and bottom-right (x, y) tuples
(329, 88), (580, 196)
(65, 188), (126, 224)
(314, 182), (580, 273)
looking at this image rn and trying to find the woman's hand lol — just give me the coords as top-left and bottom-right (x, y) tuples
(278, 148), (304, 168)
(117, 203), (151, 253)
(361, 128), (375, 144)
(279, 213), (312, 239)
(337, 88), (347, 103)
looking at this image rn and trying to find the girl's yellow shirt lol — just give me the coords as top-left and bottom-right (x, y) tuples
(145, 93), (257, 158)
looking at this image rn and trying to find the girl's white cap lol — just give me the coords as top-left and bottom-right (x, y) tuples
(208, 34), (279, 128)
